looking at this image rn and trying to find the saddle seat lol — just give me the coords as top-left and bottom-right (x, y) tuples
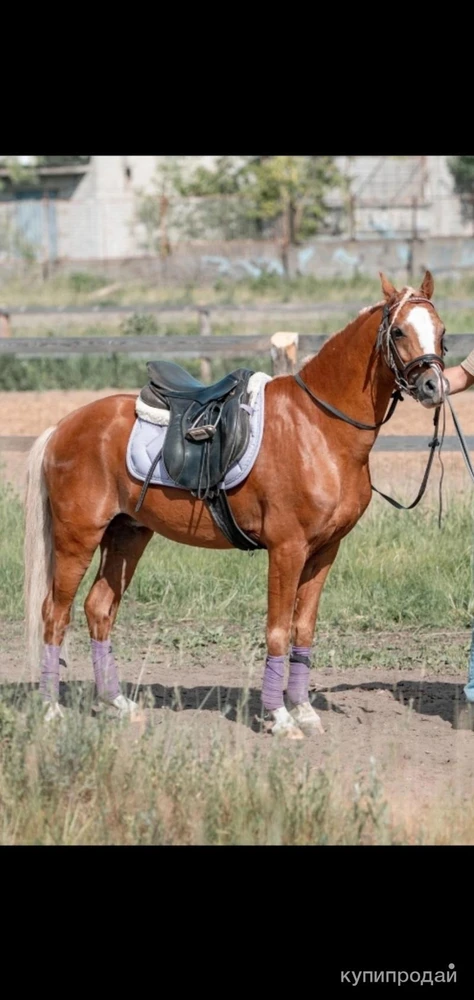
(146, 360), (241, 406)
(138, 360), (255, 499)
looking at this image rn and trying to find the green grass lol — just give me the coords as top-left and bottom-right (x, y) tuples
(1, 480), (473, 844)
(1, 478), (471, 649)
(4, 270), (474, 310)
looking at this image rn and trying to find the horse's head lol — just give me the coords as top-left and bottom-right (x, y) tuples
(377, 271), (446, 408)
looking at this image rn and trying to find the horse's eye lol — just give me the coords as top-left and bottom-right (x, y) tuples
(441, 333), (447, 354)
(392, 327), (404, 339)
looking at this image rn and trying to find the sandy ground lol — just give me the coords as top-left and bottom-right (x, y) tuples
(1, 621), (473, 820)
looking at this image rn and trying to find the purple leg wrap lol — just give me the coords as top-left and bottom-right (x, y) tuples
(40, 644), (61, 702)
(287, 645), (311, 705)
(262, 655), (285, 711)
(91, 639), (121, 702)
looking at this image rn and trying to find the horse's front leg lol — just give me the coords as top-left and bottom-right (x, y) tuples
(287, 541), (340, 735)
(263, 543), (308, 739)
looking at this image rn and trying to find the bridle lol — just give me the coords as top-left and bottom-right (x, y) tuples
(293, 290), (449, 514)
(376, 289), (446, 399)
(294, 289), (447, 433)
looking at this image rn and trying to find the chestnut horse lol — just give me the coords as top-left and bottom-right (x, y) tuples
(24, 272), (447, 737)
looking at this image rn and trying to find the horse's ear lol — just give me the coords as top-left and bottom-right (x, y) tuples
(379, 272), (397, 301)
(419, 270), (434, 300)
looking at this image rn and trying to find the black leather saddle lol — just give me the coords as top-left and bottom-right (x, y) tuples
(139, 360), (254, 500)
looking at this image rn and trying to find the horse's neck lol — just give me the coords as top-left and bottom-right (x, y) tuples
(300, 308), (394, 428)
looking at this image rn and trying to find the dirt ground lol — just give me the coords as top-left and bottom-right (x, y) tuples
(2, 388), (474, 825)
(1, 620), (474, 822)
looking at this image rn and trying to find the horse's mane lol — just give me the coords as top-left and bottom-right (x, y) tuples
(317, 299), (385, 349)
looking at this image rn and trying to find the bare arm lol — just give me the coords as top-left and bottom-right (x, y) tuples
(444, 353), (474, 394)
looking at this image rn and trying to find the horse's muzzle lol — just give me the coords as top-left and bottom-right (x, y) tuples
(415, 368), (446, 408)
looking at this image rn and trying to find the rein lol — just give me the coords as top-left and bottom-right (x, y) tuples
(447, 396), (474, 486)
(294, 291), (448, 514)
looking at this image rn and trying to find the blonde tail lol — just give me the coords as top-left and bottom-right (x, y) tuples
(24, 427), (57, 673)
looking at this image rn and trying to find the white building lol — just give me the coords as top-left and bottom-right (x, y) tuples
(0, 155), (470, 263)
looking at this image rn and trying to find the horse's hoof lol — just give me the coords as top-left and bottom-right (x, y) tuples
(289, 700), (324, 735)
(100, 694), (141, 721)
(271, 706), (305, 740)
(43, 701), (64, 723)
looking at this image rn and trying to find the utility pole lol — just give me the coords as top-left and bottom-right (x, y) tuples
(407, 196), (418, 284)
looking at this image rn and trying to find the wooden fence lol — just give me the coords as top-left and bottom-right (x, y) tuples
(1, 331), (473, 454)
(0, 333), (473, 358)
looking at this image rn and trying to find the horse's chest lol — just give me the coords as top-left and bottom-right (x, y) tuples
(307, 468), (371, 539)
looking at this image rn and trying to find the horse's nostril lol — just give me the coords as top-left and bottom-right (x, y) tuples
(425, 378), (436, 393)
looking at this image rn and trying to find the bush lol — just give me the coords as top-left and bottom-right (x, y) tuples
(67, 272), (109, 294)
(0, 355), (272, 391)
(120, 313), (160, 337)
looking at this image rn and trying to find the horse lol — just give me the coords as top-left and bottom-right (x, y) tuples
(23, 271), (447, 738)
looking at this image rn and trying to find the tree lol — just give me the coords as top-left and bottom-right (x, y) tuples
(447, 156), (474, 233)
(133, 155), (346, 273)
(239, 155), (345, 273)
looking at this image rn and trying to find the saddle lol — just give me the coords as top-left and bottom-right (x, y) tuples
(139, 360), (255, 500)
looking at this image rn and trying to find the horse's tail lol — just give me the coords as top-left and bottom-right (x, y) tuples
(24, 426), (57, 672)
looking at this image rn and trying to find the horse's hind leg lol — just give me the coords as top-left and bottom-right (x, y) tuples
(83, 515), (153, 716)
(41, 522), (105, 721)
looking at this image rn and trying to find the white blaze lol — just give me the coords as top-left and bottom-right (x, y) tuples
(406, 306), (436, 355)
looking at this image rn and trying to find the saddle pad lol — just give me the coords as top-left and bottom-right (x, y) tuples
(126, 371), (272, 491)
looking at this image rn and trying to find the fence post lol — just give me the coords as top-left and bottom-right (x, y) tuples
(198, 307), (212, 382)
(270, 332), (299, 376)
(0, 310), (11, 338)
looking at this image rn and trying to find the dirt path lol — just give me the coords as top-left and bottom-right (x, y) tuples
(1, 619), (473, 822)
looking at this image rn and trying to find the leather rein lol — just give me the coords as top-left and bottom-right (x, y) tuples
(294, 293), (448, 513)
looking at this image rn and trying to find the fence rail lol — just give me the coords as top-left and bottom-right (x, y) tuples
(1, 333), (473, 358)
(2, 435), (474, 454)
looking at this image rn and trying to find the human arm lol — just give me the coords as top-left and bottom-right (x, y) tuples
(444, 349), (474, 395)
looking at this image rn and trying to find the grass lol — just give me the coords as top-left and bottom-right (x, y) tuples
(0, 479), (473, 845)
(1, 479), (471, 666)
(0, 684), (474, 844)
(0, 354), (273, 391)
(4, 270), (474, 310)
(0, 684), (473, 845)
(0, 688), (397, 845)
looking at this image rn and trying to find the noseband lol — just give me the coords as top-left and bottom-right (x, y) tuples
(376, 291), (446, 396)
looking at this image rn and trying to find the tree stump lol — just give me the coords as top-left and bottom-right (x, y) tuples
(270, 332), (299, 376)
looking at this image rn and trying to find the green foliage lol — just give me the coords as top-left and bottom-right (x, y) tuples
(0, 157), (40, 189)
(36, 156), (90, 167)
(0, 353), (272, 391)
(447, 156), (474, 226)
(133, 155), (346, 252)
(120, 312), (160, 337)
(67, 272), (109, 294)
(240, 155), (345, 240)
(0, 218), (38, 263)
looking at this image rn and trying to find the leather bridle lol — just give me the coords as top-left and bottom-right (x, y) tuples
(293, 291), (448, 513)
(294, 291), (447, 433)
(376, 293), (446, 398)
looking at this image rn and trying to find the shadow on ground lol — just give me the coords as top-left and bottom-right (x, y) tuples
(0, 679), (345, 733)
(320, 678), (474, 732)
